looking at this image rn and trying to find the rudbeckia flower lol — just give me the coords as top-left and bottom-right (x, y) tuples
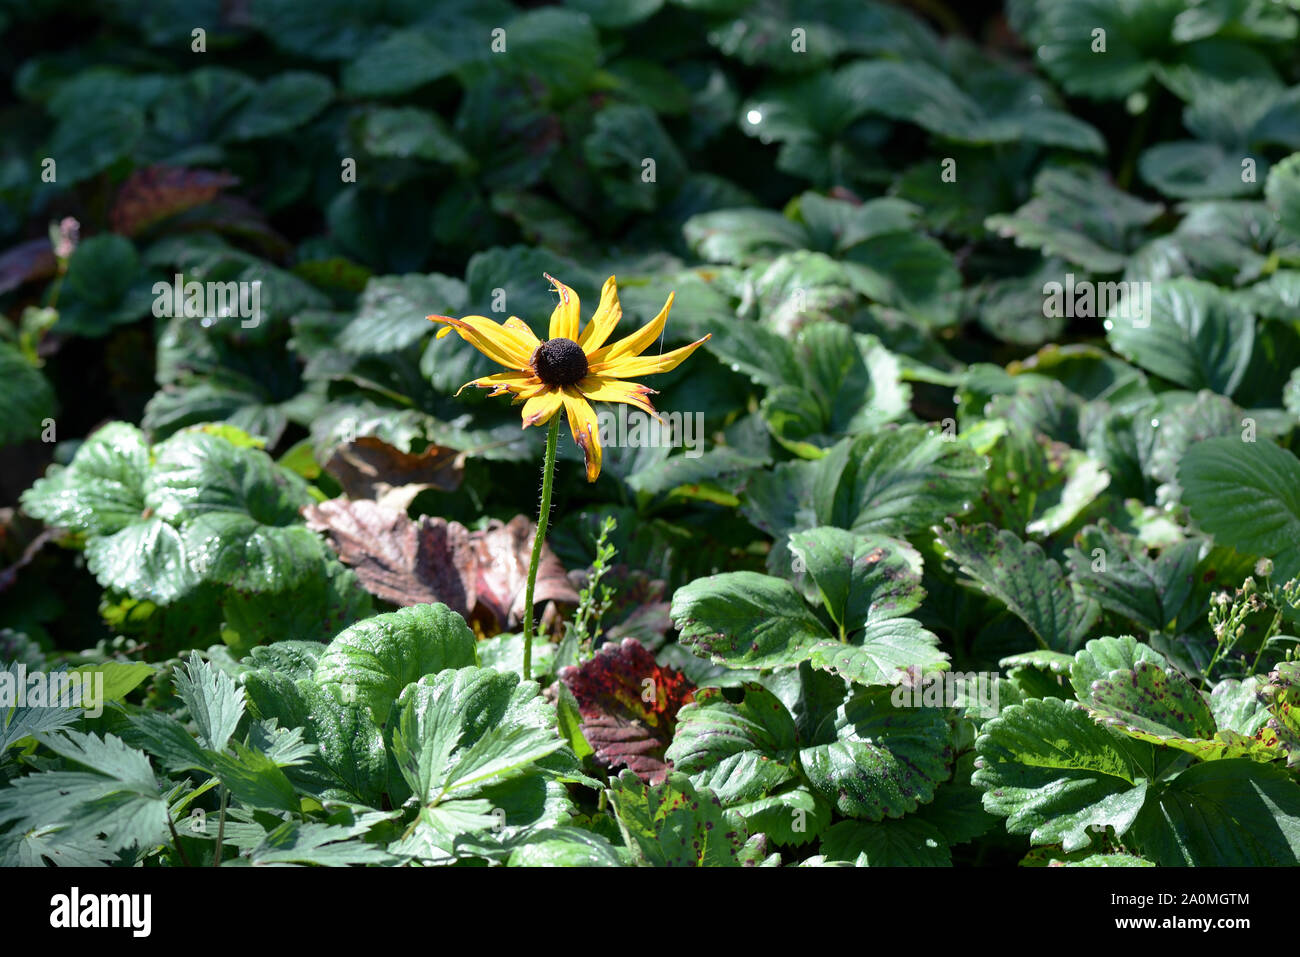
(428, 274), (710, 482)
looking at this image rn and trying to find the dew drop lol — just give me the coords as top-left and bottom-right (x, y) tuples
(746, 109), (763, 126)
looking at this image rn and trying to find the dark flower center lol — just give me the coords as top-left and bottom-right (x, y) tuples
(533, 337), (588, 386)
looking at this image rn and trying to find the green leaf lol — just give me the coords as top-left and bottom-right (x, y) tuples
(1107, 279), (1254, 396)
(495, 7), (601, 101)
(85, 518), (198, 605)
(314, 604), (478, 726)
(390, 668), (564, 804)
(339, 273), (465, 354)
(799, 686), (952, 820)
(842, 231), (961, 327)
(607, 769), (751, 867)
(729, 786), (830, 846)
(1086, 659), (1217, 740)
(974, 697), (1146, 852)
(666, 684), (800, 805)
(223, 71), (333, 141)
(222, 560), (373, 650)
(817, 425), (985, 536)
(683, 208), (807, 265)
(341, 26), (470, 96)
(0, 731), (169, 853)
(1070, 635), (1172, 702)
(584, 104), (686, 212)
(242, 673), (387, 805)
(174, 653), (245, 753)
(806, 619), (948, 688)
(671, 571), (833, 669)
(838, 59), (1104, 153)
(48, 102), (144, 184)
(819, 817), (950, 866)
(21, 422), (150, 536)
(354, 106), (470, 166)
(788, 528), (923, 634)
(0, 664), (81, 754)
(986, 167), (1162, 273)
(1016, 0), (1276, 100)
(935, 523), (1098, 652)
(0, 342), (55, 446)
(1179, 436), (1300, 581)
(1060, 852), (1155, 867)
(1129, 759), (1300, 865)
(758, 325), (910, 453)
(1139, 140), (1263, 200)
(1265, 151), (1300, 240)
(1211, 676), (1273, 737)
(68, 662), (154, 704)
(145, 430), (327, 592)
(249, 821), (395, 865)
(506, 827), (626, 866)
(206, 741), (300, 812)
(1066, 527), (1200, 632)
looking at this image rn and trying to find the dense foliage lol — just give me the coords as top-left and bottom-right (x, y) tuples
(3, 0), (1300, 867)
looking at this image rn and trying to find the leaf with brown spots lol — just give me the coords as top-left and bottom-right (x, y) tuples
(1260, 661), (1300, 767)
(799, 684), (952, 820)
(935, 519), (1098, 652)
(607, 769), (758, 866)
(558, 637), (695, 784)
(301, 499), (577, 633)
(325, 436), (464, 511)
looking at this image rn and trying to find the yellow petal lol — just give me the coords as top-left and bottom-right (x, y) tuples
(520, 388), (564, 427)
(455, 370), (540, 397)
(575, 375), (657, 415)
(561, 387), (602, 482)
(587, 291), (674, 365)
(577, 276), (622, 353)
(503, 316), (542, 352)
(545, 274), (581, 341)
(588, 333), (711, 378)
(428, 314), (536, 369)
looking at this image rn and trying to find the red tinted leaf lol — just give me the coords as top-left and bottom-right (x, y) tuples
(0, 239), (56, 295)
(558, 637), (696, 784)
(110, 166), (240, 237)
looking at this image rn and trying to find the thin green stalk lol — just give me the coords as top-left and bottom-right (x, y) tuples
(523, 417), (560, 681)
(212, 785), (228, 867)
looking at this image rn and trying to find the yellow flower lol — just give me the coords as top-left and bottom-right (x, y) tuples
(428, 274), (711, 482)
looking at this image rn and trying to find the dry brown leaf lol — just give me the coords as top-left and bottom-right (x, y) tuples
(302, 499), (577, 633)
(324, 436), (464, 511)
(470, 515), (578, 629)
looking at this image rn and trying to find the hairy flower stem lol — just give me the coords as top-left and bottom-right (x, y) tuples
(523, 417), (560, 682)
